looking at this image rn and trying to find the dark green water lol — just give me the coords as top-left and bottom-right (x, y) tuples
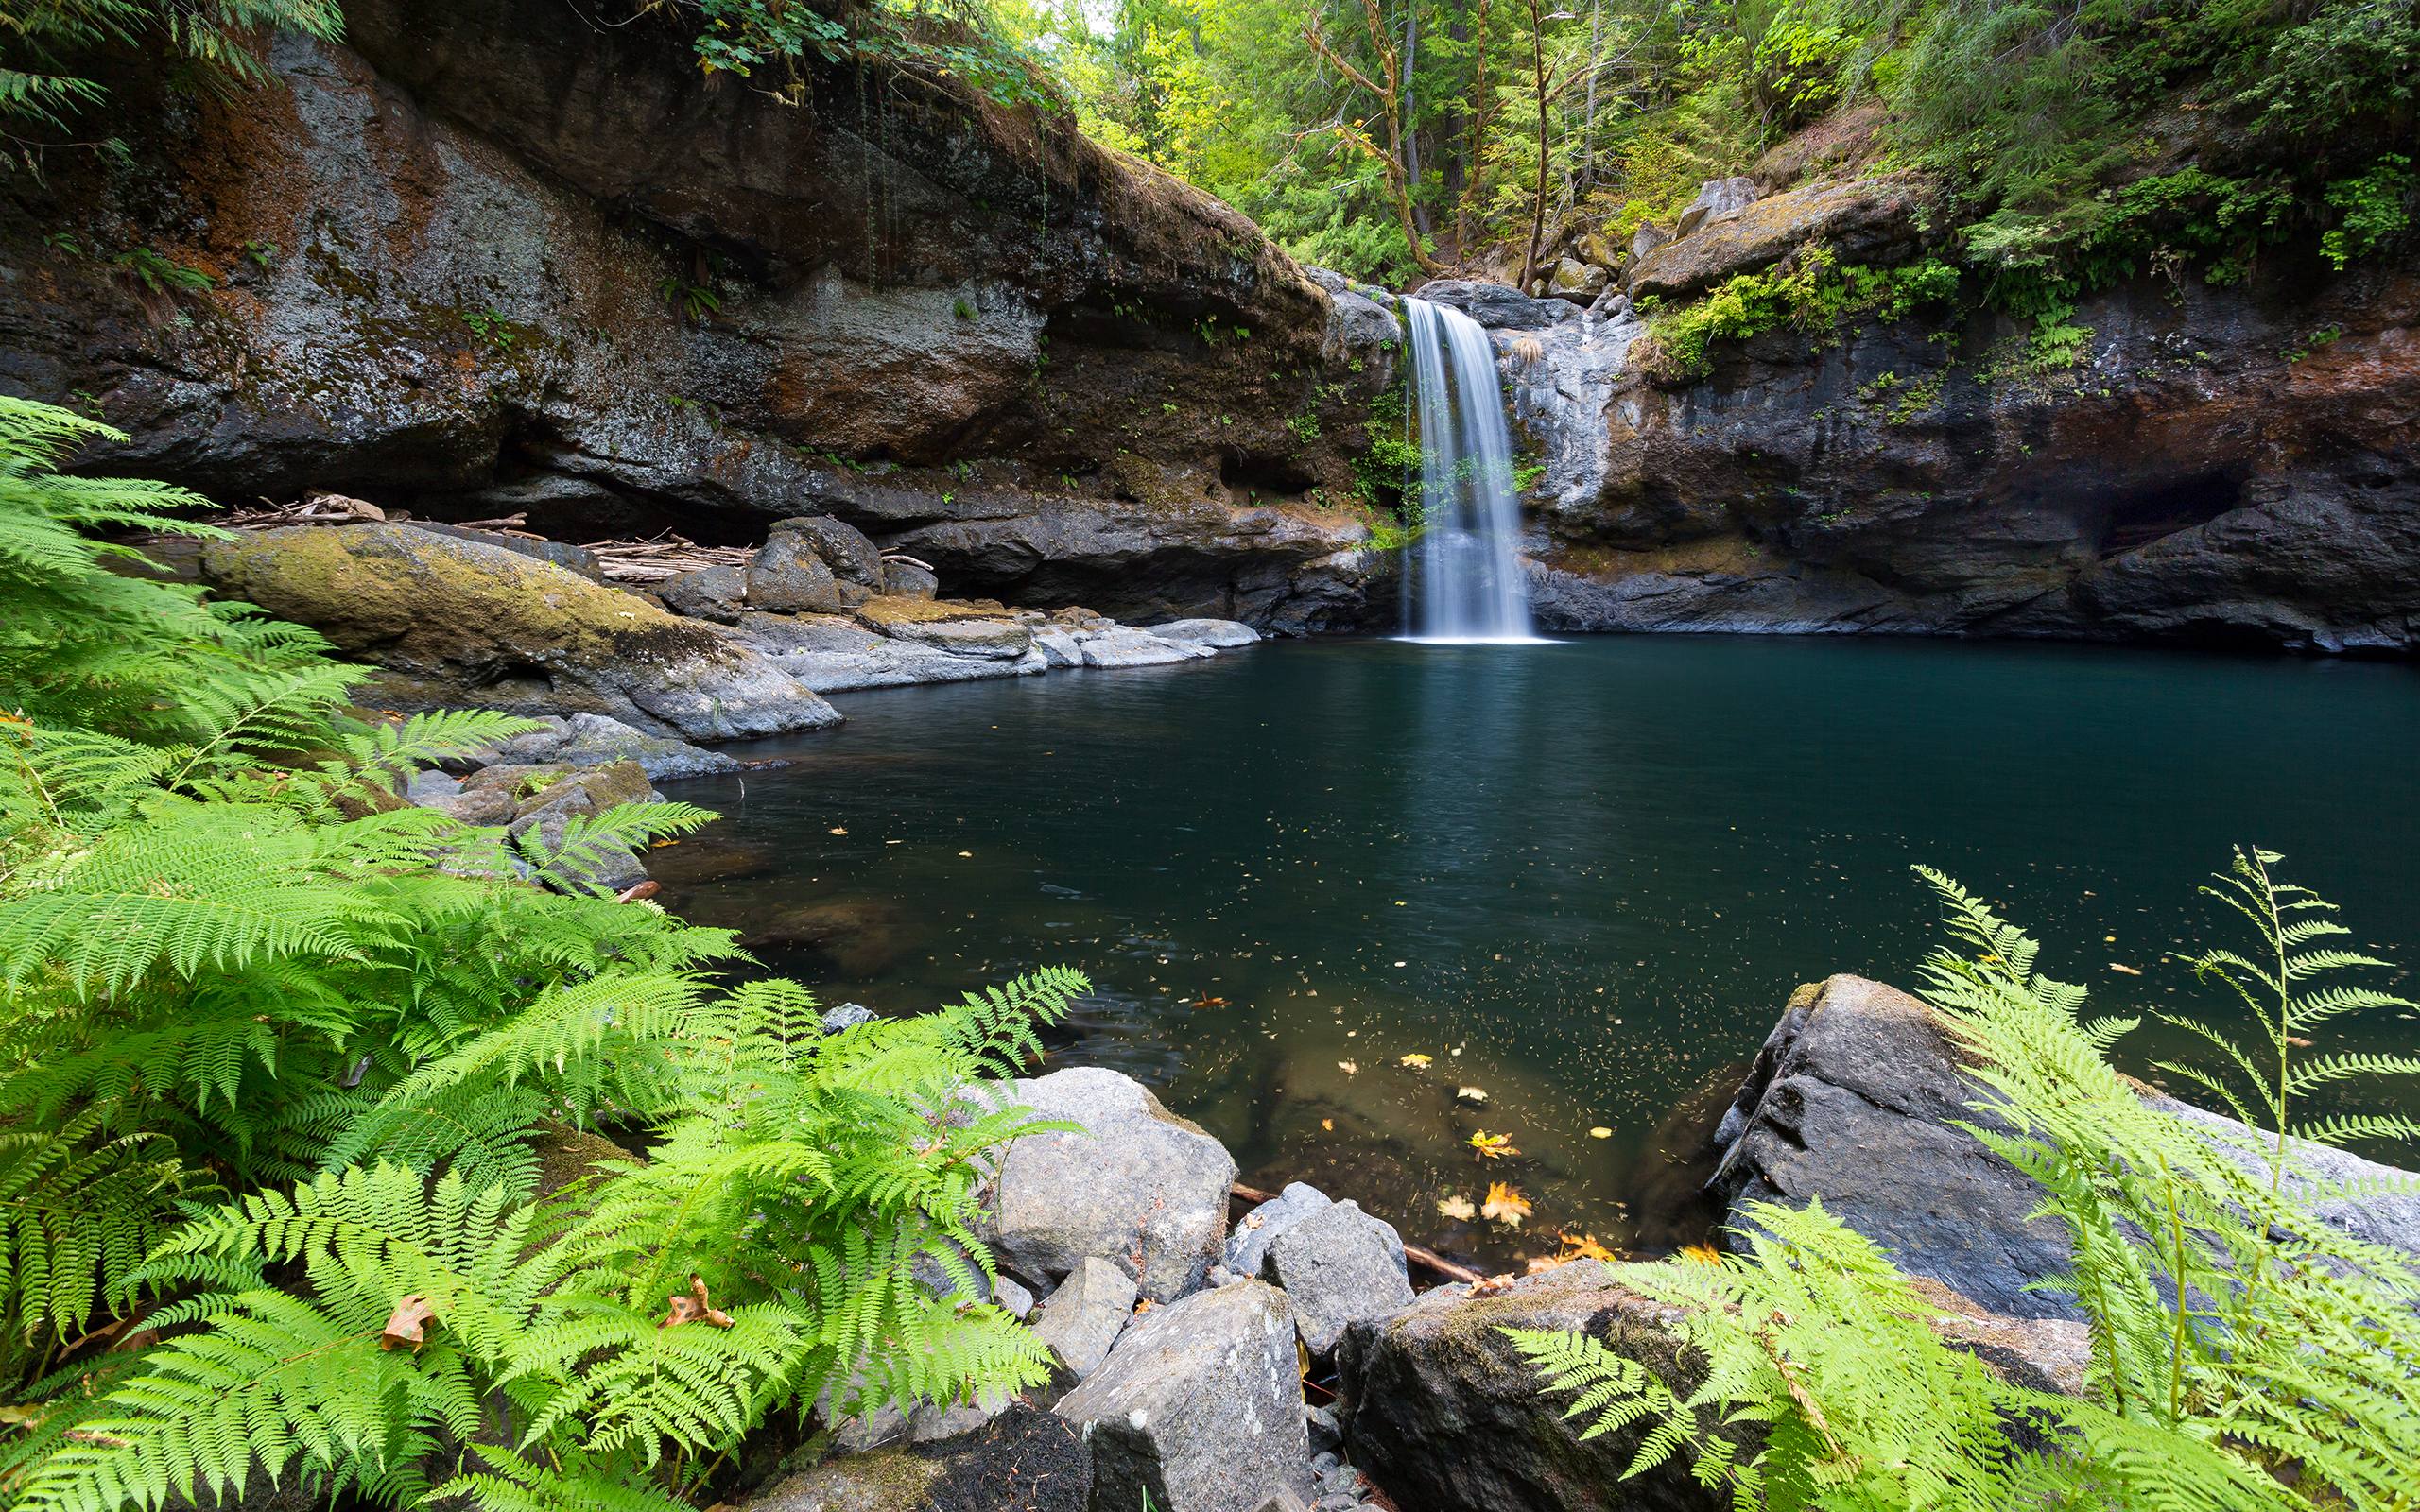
(657, 636), (2420, 1272)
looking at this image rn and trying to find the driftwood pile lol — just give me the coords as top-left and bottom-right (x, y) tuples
(579, 532), (752, 585)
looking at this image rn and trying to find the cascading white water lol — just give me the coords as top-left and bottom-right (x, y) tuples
(1399, 297), (1539, 644)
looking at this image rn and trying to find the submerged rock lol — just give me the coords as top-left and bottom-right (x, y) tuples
(980, 1067), (1237, 1302)
(1055, 1280), (1306, 1512)
(202, 524), (838, 742)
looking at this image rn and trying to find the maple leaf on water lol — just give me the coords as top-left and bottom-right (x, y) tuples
(1468, 1129), (1518, 1160)
(1436, 1194), (1478, 1221)
(1337, 1060), (1359, 1075)
(1558, 1231), (1618, 1263)
(1481, 1181), (1532, 1227)
(1399, 1053), (1432, 1069)
(380, 1295), (434, 1352)
(660, 1274), (735, 1330)
(1456, 1085), (1489, 1104)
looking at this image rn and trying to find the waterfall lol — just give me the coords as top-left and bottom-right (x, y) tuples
(1399, 297), (1539, 644)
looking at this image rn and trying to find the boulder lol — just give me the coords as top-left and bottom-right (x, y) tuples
(879, 616), (1034, 660)
(1672, 176), (1760, 238)
(1544, 257), (1608, 303)
(1255, 1199), (1413, 1356)
(772, 515), (888, 586)
(981, 1067), (1237, 1302)
(1708, 975), (2420, 1320)
(732, 612), (1042, 693)
(1079, 628), (1210, 668)
(1031, 1256), (1138, 1381)
(1149, 618), (1259, 649)
(506, 757), (660, 832)
(1224, 1182), (1334, 1278)
(1055, 1280), (1306, 1512)
(401, 520), (604, 579)
(482, 713), (743, 780)
(1336, 1264), (1720, 1512)
(1628, 222), (1671, 262)
(747, 1402), (1091, 1512)
(747, 532), (856, 615)
(1031, 628), (1085, 668)
(658, 562), (750, 622)
(201, 524), (838, 742)
(1628, 175), (1927, 301)
(1411, 279), (1578, 332)
(882, 558), (941, 599)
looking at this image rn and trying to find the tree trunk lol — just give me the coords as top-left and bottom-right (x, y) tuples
(1519, 0), (1550, 288)
(1460, 0), (1495, 251)
(1403, 6), (1430, 236)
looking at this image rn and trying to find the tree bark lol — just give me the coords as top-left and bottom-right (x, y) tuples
(1519, 0), (1551, 288)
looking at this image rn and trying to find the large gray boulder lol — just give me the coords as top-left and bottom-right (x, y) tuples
(746, 531), (857, 615)
(1628, 175), (1927, 301)
(1224, 1182), (1334, 1278)
(1149, 618), (1260, 649)
(981, 1068), (1237, 1302)
(1256, 1199), (1413, 1356)
(200, 524), (839, 742)
(1079, 627), (1210, 668)
(1055, 1280), (1306, 1512)
(772, 514), (888, 586)
(1672, 176), (1761, 238)
(1412, 279), (1578, 331)
(734, 612), (1046, 692)
(1708, 975), (2420, 1320)
(1031, 1257), (1138, 1381)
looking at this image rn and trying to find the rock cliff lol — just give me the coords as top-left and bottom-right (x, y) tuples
(0, 0), (1397, 630)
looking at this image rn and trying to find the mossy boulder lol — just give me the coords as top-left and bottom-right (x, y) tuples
(201, 524), (839, 741)
(1627, 175), (1928, 301)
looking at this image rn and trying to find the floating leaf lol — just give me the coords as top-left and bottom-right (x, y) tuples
(1337, 1059), (1358, 1075)
(828, 827), (848, 835)
(1189, 994), (1228, 1009)
(380, 1295), (434, 1352)
(1559, 1231), (1617, 1263)
(1587, 1125), (1613, 1139)
(1399, 1053), (1432, 1069)
(1481, 1181), (1531, 1226)
(1469, 1129), (1519, 1160)
(1437, 1194), (1477, 1221)
(660, 1275), (734, 1330)
(1681, 1243), (1723, 1265)
(1457, 1086), (1489, 1104)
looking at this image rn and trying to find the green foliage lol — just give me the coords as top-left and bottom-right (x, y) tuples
(666, 0), (1063, 111)
(2320, 154), (2416, 270)
(0, 395), (1098, 1512)
(460, 307), (519, 352)
(1517, 851), (2420, 1510)
(1643, 248), (1960, 378)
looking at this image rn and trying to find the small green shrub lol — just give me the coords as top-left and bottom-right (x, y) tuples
(2320, 154), (2415, 271)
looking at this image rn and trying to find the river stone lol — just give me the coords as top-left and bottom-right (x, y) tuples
(747, 532), (855, 615)
(748, 1402), (1092, 1512)
(1032, 628), (1085, 668)
(980, 1067), (1237, 1301)
(771, 514), (888, 585)
(1335, 1263), (1723, 1512)
(486, 713), (743, 779)
(882, 558), (941, 598)
(1224, 1182), (1334, 1277)
(1255, 1199), (1413, 1356)
(1031, 1256), (1138, 1380)
(1673, 176), (1760, 238)
(1079, 627), (1209, 668)
(200, 524), (838, 742)
(1545, 257), (1608, 303)
(1054, 1280), (1305, 1512)
(734, 612), (1043, 693)
(1707, 975), (2420, 1321)
(1150, 618), (1260, 649)
(659, 562), (750, 622)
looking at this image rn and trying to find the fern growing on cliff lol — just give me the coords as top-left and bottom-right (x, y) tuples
(1517, 852), (2420, 1510)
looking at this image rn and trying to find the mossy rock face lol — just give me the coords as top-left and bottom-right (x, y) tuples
(202, 524), (840, 742)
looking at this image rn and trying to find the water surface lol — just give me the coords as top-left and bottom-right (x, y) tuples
(659, 637), (2420, 1270)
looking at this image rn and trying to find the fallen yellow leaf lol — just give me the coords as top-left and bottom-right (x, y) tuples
(1481, 1181), (1531, 1226)
(1469, 1129), (1518, 1160)
(828, 827), (848, 835)
(1399, 1053), (1432, 1069)
(1587, 1125), (1612, 1139)
(1337, 1059), (1359, 1075)
(1681, 1243), (1723, 1264)
(1436, 1194), (1477, 1221)
(1456, 1086), (1489, 1104)
(1558, 1231), (1617, 1263)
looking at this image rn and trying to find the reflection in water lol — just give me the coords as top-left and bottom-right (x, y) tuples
(657, 637), (2420, 1271)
